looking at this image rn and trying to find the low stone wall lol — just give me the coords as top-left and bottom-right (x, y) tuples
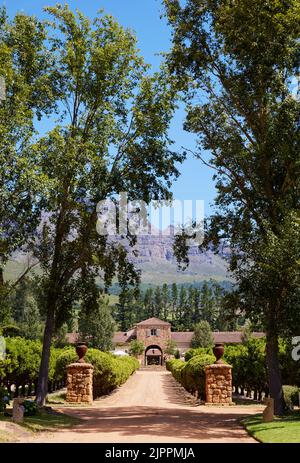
(66, 362), (94, 403)
(205, 364), (232, 404)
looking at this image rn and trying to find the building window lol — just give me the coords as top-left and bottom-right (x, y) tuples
(151, 328), (157, 336)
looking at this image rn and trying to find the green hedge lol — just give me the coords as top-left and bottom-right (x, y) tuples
(0, 337), (63, 396)
(55, 347), (139, 398)
(282, 385), (299, 409)
(0, 338), (139, 399)
(184, 347), (213, 362)
(184, 338), (300, 400)
(167, 354), (215, 400)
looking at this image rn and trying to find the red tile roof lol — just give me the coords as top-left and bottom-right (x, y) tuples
(171, 331), (265, 346)
(67, 328), (265, 347)
(113, 329), (136, 345)
(136, 317), (171, 326)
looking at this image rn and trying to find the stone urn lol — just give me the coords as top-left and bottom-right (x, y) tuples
(213, 343), (224, 364)
(76, 342), (88, 363)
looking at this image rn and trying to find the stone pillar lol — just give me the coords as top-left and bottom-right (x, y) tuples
(205, 364), (233, 404)
(66, 362), (94, 403)
(12, 398), (25, 423)
(262, 398), (274, 422)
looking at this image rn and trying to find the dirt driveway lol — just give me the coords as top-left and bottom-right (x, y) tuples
(20, 370), (262, 443)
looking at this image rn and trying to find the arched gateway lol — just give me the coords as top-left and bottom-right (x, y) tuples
(145, 345), (163, 366)
(135, 317), (171, 366)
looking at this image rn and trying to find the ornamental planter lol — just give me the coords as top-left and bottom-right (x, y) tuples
(76, 342), (88, 363)
(213, 343), (224, 364)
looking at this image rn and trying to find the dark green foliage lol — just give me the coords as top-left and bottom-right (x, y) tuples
(0, 387), (10, 412)
(78, 296), (115, 351)
(1, 324), (21, 337)
(114, 280), (231, 331)
(23, 399), (37, 416)
(174, 349), (180, 359)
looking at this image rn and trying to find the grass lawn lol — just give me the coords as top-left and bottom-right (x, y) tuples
(242, 411), (300, 443)
(0, 408), (81, 434)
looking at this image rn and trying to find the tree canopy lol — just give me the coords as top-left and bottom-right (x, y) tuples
(164, 0), (300, 414)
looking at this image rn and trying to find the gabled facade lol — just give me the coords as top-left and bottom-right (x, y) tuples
(67, 316), (265, 366)
(112, 317), (265, 365)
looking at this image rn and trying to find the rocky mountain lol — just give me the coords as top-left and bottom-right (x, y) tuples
(115, 227), (231, 284)
(4, 226), (231, 286)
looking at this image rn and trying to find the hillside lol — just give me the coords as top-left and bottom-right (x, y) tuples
(4, 231), (231, 287)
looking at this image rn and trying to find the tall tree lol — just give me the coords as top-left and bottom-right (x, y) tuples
(164, 0), (300, 414)
(154, 286), (163, 318)
(79, 296), (115, 351)
(161, 283), (169, 320)
(0, 9), (55, 304)
(170, 282), (178, 322)
(191, 321), (214, 348)
(31, 5), (182, 405)
(144, 288), (154, 319)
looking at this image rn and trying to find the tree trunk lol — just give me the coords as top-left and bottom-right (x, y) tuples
(35, 305), (55, 407)
(266, 330), (285, 415)
(0, 267), (4, 287)
(14, 383), (19, 398)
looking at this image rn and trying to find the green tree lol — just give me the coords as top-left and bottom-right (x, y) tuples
(79, 296), (115, 352)
(129, 339), (145, 357)
(154, 286), (162, 318)
(144, 288), (154, 319)
(19, 295), (44, 341)
(200, 282), (219, 328)
(164, 0), (300, 414)
(171, 283), (178, 322)
(30, 5), (182, 405)
(177, 286), (187, 329)
(161, 283), (169, 320)
(165, 339), (178, 356)
(0, 9), (55, 304)
(191, 321), (214, 349)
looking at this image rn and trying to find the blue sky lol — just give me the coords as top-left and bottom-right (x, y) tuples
(4, 0), (216, 217)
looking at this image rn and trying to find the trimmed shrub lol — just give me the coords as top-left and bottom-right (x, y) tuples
(181, 354), (215, 399)
(167, 354), (214, 400)
(166, 359), (185, 383)
(282, 385), (299, 410)
(55, 348), (139, 398)
(184, 347), (213, 362)
(0, 339), (139, 400)
(23, 399), (37, 416)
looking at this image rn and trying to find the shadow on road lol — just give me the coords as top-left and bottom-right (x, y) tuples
(57, 405), (255, 442)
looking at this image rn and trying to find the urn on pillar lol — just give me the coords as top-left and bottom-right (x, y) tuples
(213, 343), (224, 364)
(66, 342), (93, 403)
(76, 342), (88, 363)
